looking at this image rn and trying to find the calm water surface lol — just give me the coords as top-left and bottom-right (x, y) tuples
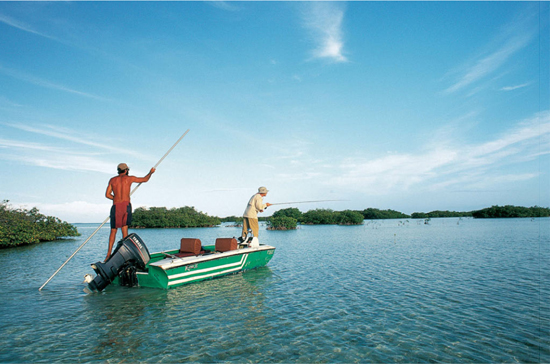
(0, 218), (548, 363)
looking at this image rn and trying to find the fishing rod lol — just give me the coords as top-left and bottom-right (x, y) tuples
(39, 129), (190, 291)
(269, 199), (346, 206)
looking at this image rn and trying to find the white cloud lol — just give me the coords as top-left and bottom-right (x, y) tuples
(500, 82), (532, 91)
(332, 150), (457, 193)
(0, 95), (24, 108)
(276, 171), (324, 182)
(0, 12), (58, 41)
(301, 2), (347, 63)
(5, 123), (146, 159)
(17, 200), (111, 223)
(445, 35), (531, 94)
(444, 9), (536, 94)
(0, 138), (62, 152)
(0, 139), (114, 174)
(0, 123), (153, 173)
(330, 111), (550, 194)
(207, 1), (240, 12)
(0, 64), (108, 100)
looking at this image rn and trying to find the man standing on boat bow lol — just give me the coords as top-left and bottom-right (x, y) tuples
(240, 186), (272, 243)
(105, 163), (155, 262)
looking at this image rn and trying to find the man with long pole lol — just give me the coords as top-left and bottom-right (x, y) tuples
(39, 129), (189, 291)
(105, 163), (155, 262)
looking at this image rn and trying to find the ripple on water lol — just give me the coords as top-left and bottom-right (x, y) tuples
(0, 218), (548, 362)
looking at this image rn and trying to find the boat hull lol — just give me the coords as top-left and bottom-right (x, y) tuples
(135, 245), (275, 289)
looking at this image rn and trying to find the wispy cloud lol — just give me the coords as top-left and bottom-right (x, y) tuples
(444, 35), (531, 94)
(444, 9), (536, 94)
(0, 123), (152, 173)
(0, 138), (114, 174)
(0, 10), (145, 80)
(0, 64), (108, 101)
(0, 12), (59, 41)
(0, 95), (24, 108)
(201, 187), (250, 193)
(4, 123), (144, 158)
(0, 138), (63, 152)
(301, 2), (347, 63)
(16, 200), (111, 223)
(207, 1), (240, 12)
(500, 82), (532, 92)
(330, 111), (550, 193)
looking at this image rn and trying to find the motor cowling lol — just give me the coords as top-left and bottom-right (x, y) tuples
(87, 233), (150, 292)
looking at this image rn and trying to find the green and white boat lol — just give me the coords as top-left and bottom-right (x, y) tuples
(85, 233), (275, 292)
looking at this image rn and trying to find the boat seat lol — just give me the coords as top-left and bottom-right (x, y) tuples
(215, 238), (238, 252)
(175, 238), (202, 257)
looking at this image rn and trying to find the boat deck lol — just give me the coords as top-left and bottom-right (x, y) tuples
(149, 244), (276, 270)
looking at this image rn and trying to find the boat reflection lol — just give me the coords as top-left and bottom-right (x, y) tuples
(82, 267), (275, 361)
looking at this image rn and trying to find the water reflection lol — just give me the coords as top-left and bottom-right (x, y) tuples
(78, 267), (275, 362)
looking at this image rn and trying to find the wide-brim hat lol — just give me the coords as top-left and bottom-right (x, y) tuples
(258, 186), (269, 194)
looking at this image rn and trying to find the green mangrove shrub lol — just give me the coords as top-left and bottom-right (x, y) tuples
(471, 205), (550, 218)
(272, 207), (303, 221)
(0, 200), (80, 248)
(130, 206), (221, 228)
(337, 210), (364, 225)
(267, 216), (298, 230)
(361, 208), (410, 219)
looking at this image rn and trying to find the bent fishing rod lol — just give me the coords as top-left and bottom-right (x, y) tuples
(39, 129), (190, 291)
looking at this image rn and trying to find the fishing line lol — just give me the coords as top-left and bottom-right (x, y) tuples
(269, 199), (347, 206)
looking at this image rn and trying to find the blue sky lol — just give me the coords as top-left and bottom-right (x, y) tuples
(1, 1), (549, 223)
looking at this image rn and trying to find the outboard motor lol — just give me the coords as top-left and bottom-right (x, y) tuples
(86, 233), (150, 292)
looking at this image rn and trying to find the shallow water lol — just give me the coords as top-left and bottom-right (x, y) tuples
(0, 218), (548, 363)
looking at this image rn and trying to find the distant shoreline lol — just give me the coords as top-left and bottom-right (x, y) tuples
(72, 216), (550, 225)
(72, 205), (550, 225)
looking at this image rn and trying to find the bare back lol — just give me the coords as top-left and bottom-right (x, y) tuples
(107, 175), (133, 203)
(106, 168), (155, 204)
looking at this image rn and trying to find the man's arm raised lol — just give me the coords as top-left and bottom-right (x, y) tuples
(132, 168), (156, 183)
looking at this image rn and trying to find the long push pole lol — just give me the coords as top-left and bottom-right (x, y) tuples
(39, 129), (190, 291)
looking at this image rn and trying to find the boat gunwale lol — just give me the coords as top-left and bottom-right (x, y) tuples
(148, 245), (276, 270)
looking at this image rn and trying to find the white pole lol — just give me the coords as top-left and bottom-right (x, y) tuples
(39, 129), (190, 291)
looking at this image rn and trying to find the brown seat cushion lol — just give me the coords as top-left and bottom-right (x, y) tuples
(215, 238), (238, 252)
(179, 238), (201, 256)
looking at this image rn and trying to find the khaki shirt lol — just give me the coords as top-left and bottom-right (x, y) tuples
(243, 193), (266, 219)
